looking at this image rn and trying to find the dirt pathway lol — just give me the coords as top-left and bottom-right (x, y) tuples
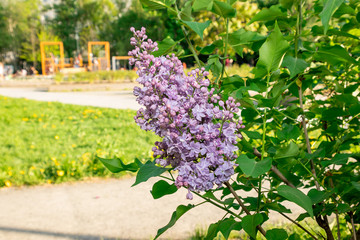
(0, 177), (304, 240)
(0, 87), (141, 110)
(0, 178), (227, 240)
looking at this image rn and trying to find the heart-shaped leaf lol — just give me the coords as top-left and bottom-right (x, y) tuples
(182, 20), (211, 41)
(151, 180), (178, 199)
(256, 22), (289, 74)
(237, 155), (272, 178)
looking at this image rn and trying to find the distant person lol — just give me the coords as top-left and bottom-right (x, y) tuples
(78, 54), (83, 67)
(74, 56), (80, 68)
(30, 66), (38, 75)
(0, 62), (4, 80)
(21, 69), (27, 77)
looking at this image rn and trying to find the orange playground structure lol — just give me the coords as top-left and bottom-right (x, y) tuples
(40, 41), (65, 76)
(112, 56), (131, 71)
(40, 40), (129, 75)
(87, 41), (110, 71)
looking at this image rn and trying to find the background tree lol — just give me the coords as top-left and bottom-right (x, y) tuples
(50, 0), (79, 57)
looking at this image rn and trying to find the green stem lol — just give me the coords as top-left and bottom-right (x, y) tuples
(219, 10), (230, 87)
(193, 191), (242, 219)
(257, 73), (271, 212)
(274, 109), (297, 121)
(279, 212), (319, 240)
(174, 4), (202, 67)
(295, 158), (326, 190)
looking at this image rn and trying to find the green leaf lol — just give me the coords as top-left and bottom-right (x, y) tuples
(203, 191), (226, 205)
(277, 123), (301, 141)
(207, 55), (222, 78)
(193, 0), (213, 12)
(256, 22), (290, 74)
(266, 228), (288, 240)
(265, 202), (292, 213)
(242, 130), (262, 139)
(180, 1), (193, 21)
(316, 45), (358, 65)
(204, 222), (219, 240)
(321, 154), (350, 167)
(351, 181), (360, 191)
(199, 44), (216, 55)
(312, 25), (359, 39)
(281, 56), (309, 78)
(296, 213), (310, 221)
(274, 141), (299, 159)
(132, 161), (168, 186)
(218, 218), (242, 239)
(238, 97), (256, 110)
(249, 5), (286, 24)
(152, 36), (177, 57)
(237, 155), (272, 178)
(337, 203), (351, 213)
(211, 0), (236, 18)
(334, 3), (355, 16)
(279, 0), (293, 9)
(242, 213), (263, 238)
(320, 0), (345, 34)
(308, 189), (332, 204)
(228, 29), (266, 57)
(277, 185), (314, 217)
(334, 94), (359, 105)
(182, 20), (211, 41)
(151, 180), (178, 199)
(96, 156), (140, 173)
(289, 233), (301, 240)
(155, 204), (195, 239)
(140, 0), (174, 9)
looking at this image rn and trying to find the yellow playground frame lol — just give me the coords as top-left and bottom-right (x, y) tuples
(87, 41), (110, 71)
(40, 41), (65, 76)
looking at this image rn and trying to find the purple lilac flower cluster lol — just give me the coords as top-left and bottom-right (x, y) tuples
(129, 27), (244, 199)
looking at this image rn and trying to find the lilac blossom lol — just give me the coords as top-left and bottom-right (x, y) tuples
(129, 27), (245, 199)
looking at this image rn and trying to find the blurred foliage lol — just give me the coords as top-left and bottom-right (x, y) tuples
(0, 0), (269, 72)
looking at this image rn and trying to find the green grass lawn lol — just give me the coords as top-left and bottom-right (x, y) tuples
(0, 96), (159, 187)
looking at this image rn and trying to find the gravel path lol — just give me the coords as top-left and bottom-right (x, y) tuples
(0, 87), (304, 240)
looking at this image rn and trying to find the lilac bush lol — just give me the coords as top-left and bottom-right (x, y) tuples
(129, 27), (244, 199)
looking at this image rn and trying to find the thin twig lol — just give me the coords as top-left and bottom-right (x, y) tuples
(299, 85), (320, 191)
(224, 181), (267, 237)
(174, 4), (202, 67)
(335, 210), (341, 240)
(193, 191), (242, 220)
(349, 211), (357, 240)
(279, 212), (318, 240)
(271, 166), (296, 188)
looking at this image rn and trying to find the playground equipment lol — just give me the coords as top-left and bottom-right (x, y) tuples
(112, 56), (131, 71)
(87, 41), (110, 71)
(40, 41), (65, 75)
(40, 40), (130, 75)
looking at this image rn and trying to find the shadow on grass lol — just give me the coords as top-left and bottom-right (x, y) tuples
(0, 225), (128, 240)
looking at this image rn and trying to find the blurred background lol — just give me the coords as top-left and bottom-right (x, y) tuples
(0, 0), (276, 77)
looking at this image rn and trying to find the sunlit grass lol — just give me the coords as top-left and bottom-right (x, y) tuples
(0, 96), (159, 187)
